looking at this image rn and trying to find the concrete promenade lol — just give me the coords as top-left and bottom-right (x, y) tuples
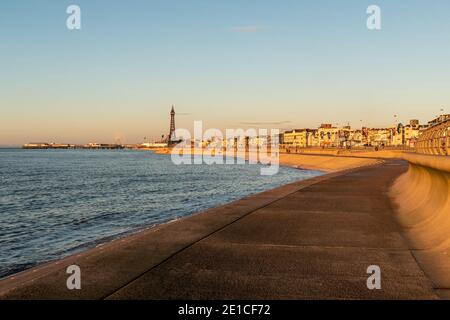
(0, 160), (439, 299)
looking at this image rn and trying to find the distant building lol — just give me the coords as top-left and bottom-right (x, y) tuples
(283, 129), (306, 147)
(283, 129), (317, 147)
(410, 119), (420, 127)
(391, 120), (427, 147)
(318, 124), (339, 147)
(338, 126), (361, 148)
(366, 128), (393, 147)
(348, 129), (365, 147)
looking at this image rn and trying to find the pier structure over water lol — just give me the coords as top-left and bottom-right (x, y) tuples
(22, 142), (126, 150)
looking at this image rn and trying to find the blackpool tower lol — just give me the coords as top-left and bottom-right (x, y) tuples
(168, 105), (176, 142)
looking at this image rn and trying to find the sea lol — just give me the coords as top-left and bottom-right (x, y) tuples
(0, 149), (322, 278)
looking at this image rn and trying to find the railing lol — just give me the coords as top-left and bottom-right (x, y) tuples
(416, 119), (450, 155)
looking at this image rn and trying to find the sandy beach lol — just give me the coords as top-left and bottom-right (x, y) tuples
(151, 147), (383, 172)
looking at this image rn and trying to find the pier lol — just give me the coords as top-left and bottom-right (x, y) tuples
(0, 154), (445, 300)
(22, 143), (128, 150)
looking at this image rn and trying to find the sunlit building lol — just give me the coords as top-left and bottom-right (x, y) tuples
(318, 124), (339, 147)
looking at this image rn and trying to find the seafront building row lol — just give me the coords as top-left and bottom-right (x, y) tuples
(282, 120), (425, 149)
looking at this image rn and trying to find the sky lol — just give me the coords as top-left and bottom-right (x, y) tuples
(1, 0), (450, 145)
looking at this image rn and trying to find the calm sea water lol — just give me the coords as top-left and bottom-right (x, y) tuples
(0, 149), (321, 278)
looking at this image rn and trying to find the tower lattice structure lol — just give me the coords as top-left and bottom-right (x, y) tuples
(169, 106), (176, 142)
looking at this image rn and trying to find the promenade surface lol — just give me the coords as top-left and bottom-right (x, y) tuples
(0, 160), (438, 299)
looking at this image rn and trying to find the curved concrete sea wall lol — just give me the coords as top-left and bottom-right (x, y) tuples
(391, 153), (450, 250)
(391, 153), (450, 295)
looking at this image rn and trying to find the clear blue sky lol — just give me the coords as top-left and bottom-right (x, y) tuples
(1, 0), (449, 145)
